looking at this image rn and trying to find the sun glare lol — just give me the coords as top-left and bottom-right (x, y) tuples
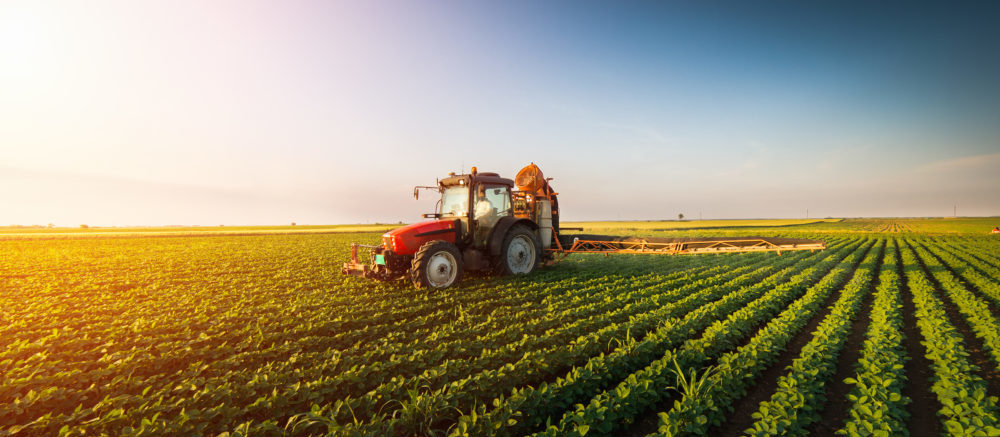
(0, 4), (60, 79)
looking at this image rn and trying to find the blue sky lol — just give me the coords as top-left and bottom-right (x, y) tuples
(2, 1), (999, 225)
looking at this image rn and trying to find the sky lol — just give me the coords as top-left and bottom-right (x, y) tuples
(2, 1), (1000, 226)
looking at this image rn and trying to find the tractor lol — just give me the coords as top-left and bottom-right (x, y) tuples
(343, 163), (558, 288)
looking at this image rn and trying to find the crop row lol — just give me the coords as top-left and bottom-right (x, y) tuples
(191, 253), (775, 435)
(742, 239), (884, 436)
(521, 239), (872, 437)
(328, 240), (854, 436)
(923, 238), (1000, 317)
(836, 239), (910, 436)
(898, 241), (1000, 435)
(1, 256), (735, 434)
(3, 235), (836, 436)
(336, 252), (783, 425)
(649, 239), (880, 437)
(911, 241), (1000, 372)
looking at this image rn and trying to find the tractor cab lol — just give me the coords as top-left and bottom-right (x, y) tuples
(436, 169), (514, 248)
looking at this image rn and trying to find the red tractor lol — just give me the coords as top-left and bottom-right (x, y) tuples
(343, 163), (559, 288)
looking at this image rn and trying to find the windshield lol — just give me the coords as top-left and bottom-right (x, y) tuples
(439, 186), (469, 217)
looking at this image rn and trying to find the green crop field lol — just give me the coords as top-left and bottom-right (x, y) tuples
(3, 218), (1000, 436)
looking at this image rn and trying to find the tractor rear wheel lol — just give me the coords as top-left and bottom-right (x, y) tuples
(495, 225), (540, 276)
(411, 240), (464, 288)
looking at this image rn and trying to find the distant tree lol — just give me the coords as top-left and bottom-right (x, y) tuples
(80, 224), (89, 229)
(678, 213), (685, 221)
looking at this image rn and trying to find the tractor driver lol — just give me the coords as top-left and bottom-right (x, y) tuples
(474, 185), (500, 244)
(475, 186), (498, 222)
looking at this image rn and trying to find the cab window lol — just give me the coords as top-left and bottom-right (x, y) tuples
(474, 185), (511, 219)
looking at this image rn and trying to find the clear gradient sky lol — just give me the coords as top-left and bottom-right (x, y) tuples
(3, 1), (999, 226)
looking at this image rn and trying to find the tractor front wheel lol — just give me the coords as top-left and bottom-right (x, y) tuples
(495, 225), (540, 276)
(411, 240), (464, 288)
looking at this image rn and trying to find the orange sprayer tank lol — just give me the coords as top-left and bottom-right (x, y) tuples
(515, 163), (548, 196)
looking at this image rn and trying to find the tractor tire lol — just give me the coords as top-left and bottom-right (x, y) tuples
(494, 225), (540, 276)
(410, 240), (464, 289)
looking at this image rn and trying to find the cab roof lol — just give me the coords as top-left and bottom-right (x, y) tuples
(440, 172), (514, 188)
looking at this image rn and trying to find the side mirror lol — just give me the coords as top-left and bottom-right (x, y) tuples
(413, 187), (419, 200)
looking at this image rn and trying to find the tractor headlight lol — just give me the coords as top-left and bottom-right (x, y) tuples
(382, 234), (402, 252)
